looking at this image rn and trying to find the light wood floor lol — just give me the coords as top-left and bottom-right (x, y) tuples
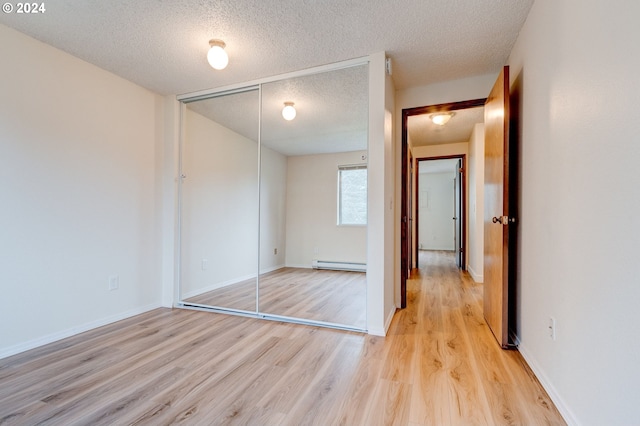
(0, 251), (565, 425)
(185, 268), (367, 329)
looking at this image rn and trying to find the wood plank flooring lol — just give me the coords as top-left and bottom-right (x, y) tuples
(0, 251), (566, 425)
(185, 268), (367, 329)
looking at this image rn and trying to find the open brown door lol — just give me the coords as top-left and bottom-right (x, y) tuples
(483, 66), (513, 348)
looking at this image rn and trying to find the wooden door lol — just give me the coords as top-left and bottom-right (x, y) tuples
(483, 66), (512, 348)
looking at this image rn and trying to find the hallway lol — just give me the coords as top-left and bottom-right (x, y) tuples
(391, 250), (565, 424)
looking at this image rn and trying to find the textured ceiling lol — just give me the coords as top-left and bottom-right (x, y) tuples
(0, 0), (533, 95)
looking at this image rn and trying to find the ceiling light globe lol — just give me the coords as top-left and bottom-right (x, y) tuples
(430, 112), (454, 126)
(282, 103), (296, 121)
(207, 42), (228, 70)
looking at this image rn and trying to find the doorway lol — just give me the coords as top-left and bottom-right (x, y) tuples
(400, 98), (485, 308)
(415, 156), (466, 270)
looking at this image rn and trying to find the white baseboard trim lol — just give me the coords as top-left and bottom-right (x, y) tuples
(369, 307), (397, 336)
(467, 265), (483, 283)
(384, 307), (396, 333)
(367, 325), (385, 336)
(517, 343), (580, 426)
(0, 302), (162, 360)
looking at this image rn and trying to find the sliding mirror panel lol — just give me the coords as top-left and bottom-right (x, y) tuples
(179, 88), (260, 313)
(259, 64), (369, 329)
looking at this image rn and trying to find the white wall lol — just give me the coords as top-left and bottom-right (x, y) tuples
(383, 65), (396, 333)
(418, 172), (455, 250)
(507, 1), (640, 425)
(285, 151), (367, 268)
(368, 51), (396, 335)
(0, 25), (164, 357)
(162, 96), (181, 307)
(467, 123), (484, 282)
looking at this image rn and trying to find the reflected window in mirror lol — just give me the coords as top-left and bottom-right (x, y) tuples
(338, 164), (367, 226)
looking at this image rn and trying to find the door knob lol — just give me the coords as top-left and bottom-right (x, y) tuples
(492, 216), (516, 225)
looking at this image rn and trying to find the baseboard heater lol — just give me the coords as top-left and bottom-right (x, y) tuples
(311, 260), (366, 272)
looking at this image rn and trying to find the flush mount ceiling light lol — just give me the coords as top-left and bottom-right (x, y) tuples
(282, 102), (297, 121)
(207, 39), (228, 70)
(430, 112), (455, 126)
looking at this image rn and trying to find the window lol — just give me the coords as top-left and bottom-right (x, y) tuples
(338, 165), (367, 225)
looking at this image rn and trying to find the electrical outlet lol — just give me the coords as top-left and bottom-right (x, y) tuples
(108, 275), (119, 291)
(274, 248), (277, 255)
(202, 259), (208, 270)
(548, 317), (556, 340)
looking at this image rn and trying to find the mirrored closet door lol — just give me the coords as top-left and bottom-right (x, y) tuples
(179, 88), (260, 313)
(178, 60), (368, 331)
(259, 65), (369, 329)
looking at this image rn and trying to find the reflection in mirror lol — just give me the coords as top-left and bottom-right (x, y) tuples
(259, 64), (369, 329)
(179, 88), (259, 312)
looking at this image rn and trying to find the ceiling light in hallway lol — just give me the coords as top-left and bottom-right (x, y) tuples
(430, 112), (455, 126)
